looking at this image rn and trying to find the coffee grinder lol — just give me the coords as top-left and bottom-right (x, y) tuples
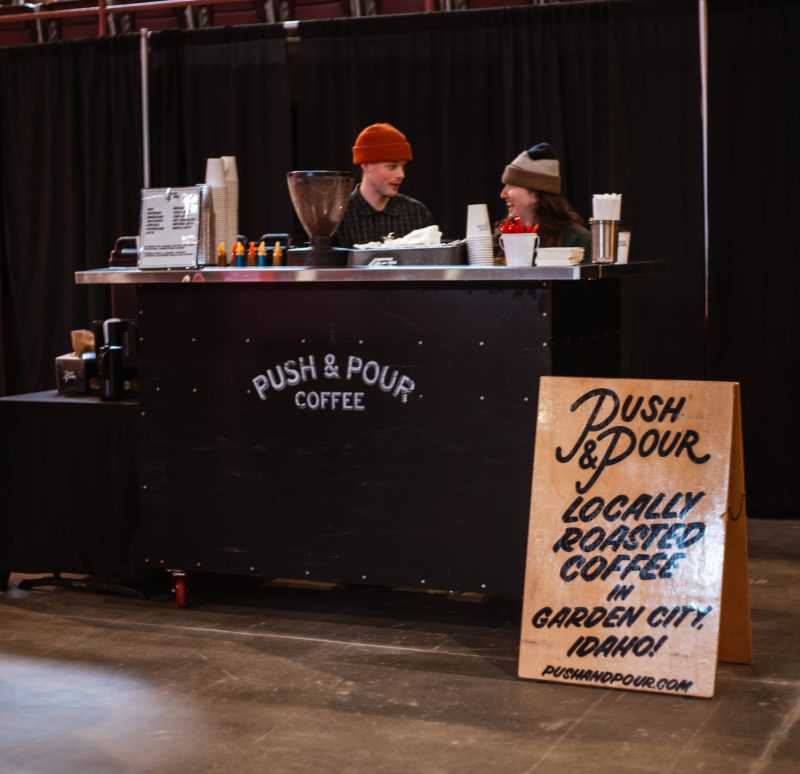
(286, 171), (353, 267)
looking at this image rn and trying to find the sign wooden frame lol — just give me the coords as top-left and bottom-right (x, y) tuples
(519, 377), (751, 698)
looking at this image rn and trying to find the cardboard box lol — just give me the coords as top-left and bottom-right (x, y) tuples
(55, 353), (97, 395)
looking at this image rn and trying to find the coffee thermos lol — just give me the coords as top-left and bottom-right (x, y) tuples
(93, 318), (137, 400)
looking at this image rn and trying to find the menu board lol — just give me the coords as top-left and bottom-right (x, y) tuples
(138, 187), (202, 269)
(519, 377), (751, 698)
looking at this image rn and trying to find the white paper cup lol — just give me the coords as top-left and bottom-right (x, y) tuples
(205, 157), (225, 187)
(500, 232), (539, 267)
(617, 230), (631, 263)
(221, 155), (239, 181)
(466, 203), (492, 238)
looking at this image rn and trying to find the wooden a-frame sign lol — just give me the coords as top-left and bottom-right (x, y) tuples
(519, 377), (752, 698)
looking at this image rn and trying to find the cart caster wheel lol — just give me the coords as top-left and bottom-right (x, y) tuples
(174, 575), (187, 608)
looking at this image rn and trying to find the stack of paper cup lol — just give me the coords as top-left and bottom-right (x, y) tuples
(221, 155), (239, 250)
(465, 203), (494, 266)
(205, 157), (227, 260)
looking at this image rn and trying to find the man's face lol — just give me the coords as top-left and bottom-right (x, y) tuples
(361, 161), (407, 199)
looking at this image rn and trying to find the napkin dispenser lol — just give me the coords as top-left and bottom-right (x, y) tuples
(55, 329), (97, 395)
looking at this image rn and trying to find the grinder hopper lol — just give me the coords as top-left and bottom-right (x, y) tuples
(287, 170), (354, 267)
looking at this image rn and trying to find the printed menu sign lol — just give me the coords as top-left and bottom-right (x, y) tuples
(519, 377), (751, 698)
(138, 187), (201, 269)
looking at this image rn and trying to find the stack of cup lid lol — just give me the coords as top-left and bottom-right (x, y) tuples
(465, 203), (494, 266)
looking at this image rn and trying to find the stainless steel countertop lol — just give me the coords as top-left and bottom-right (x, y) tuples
(74, 261), (661, 285)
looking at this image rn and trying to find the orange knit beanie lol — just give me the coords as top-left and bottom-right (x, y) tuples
(352, 123), (413, 165)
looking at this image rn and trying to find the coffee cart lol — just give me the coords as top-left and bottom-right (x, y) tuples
(66, 262), (657, 605)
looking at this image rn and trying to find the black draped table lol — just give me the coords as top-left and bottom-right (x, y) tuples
(0, 391), (141, 592)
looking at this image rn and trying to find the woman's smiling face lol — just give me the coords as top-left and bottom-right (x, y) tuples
(500, 184), (538, 221)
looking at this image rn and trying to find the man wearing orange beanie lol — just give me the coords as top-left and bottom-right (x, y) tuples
(336, 123), (435, 247)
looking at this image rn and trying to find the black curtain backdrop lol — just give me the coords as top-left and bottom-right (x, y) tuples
(0, 2), (797, 514)
(0, 38), (142, 395)
(708, 0), (800, 514)
(294, 0), (705, 381)
(148, 26), (293, 242)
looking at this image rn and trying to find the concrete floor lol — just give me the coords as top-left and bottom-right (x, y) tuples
(1, 519), (798, 774)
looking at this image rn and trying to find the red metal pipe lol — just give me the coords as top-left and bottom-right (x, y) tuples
(98, 0), (107, 35)
(0, 0), (261, 28)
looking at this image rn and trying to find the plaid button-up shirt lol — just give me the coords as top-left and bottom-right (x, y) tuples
(335, 188), (435, 247)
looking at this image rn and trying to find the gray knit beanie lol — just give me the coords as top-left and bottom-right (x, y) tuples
(502, 142), (561, 194)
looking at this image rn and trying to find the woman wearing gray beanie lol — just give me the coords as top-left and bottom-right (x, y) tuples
(500, 143), (591, 259)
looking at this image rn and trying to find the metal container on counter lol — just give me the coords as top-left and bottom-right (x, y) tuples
(347, 242), (466, 267)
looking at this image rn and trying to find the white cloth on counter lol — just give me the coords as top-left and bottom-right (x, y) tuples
(353, 225), (443, 250)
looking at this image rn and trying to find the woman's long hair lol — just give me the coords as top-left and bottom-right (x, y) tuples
(534, 192), (583, 247)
